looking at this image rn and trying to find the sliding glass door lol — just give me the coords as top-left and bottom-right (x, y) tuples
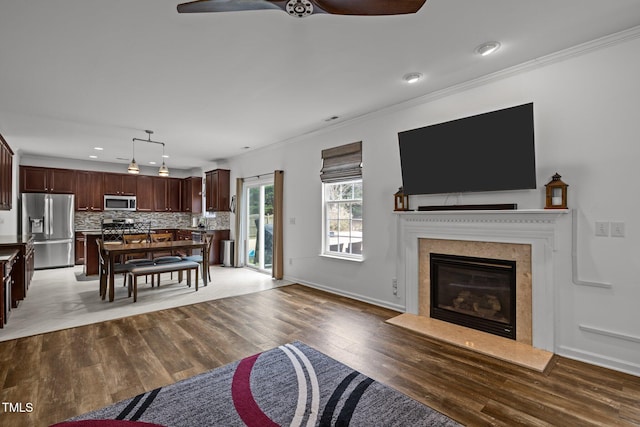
(245, 179), (274, 273)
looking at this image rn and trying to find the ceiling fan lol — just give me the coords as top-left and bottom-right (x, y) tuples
(177, 0), (427, 18)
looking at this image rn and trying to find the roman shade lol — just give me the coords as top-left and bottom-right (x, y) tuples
(320, 141), (362, 182)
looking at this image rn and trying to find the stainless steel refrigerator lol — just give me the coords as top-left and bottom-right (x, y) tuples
(21, 193), (75, 269)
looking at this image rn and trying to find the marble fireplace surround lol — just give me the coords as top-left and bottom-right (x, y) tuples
(390, 209), (568, 371)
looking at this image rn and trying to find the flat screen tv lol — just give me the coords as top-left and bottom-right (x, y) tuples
(398, 103), (536, 195)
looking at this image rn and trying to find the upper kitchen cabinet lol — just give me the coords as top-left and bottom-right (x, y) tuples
(103, 173), (137, 196)
(153, 177), (181, 212)
(136, 176), (154, 212)
(205, 169), (230, 212)
(0, 134), (13, 210)
(182, 176), (202, 214)
(76, 171), (103, 211)
(20, 166), (75, 194)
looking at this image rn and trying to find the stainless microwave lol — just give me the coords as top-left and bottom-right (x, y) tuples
(104, 195), (137, 211)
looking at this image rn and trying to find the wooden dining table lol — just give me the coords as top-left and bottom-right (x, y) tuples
(102, 240), (208, 302)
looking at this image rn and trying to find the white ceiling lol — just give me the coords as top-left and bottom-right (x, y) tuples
(1, 0), (640, 171)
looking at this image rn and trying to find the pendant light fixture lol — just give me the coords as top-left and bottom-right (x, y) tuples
(130, 130), (170, 177)
(158, 143), (169, 177)
(127, 140), (140, 174)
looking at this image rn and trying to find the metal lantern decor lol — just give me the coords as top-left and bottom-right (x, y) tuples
(544, 173), (568, 209)
(394, 187), (409, 211)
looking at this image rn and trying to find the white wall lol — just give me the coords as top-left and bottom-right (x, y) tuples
(227, 33), (640, 375)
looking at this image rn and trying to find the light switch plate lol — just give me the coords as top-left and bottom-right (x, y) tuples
(595, 221), (609, 237)
(611, 222), (625, 237)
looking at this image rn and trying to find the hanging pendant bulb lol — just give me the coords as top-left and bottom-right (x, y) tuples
(158, 161), (169, 177)
(128, 140), (140, 174)
(158, 143), (169, 177)
(128, 159), (140, 174)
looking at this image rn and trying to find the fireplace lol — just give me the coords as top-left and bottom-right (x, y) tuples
(389, 210), (568, 370)
(430, 253), (516, 339)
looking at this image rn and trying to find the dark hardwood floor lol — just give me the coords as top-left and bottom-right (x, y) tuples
(0, 284), (639, 426)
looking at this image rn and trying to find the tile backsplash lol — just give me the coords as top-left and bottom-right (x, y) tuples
(75, 211), (230, 231)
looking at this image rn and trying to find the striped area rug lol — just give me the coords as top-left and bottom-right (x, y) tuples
(54, 342), (461, 427)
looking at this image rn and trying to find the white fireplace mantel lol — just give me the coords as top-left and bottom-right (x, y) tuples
(396, 209), (569, 352)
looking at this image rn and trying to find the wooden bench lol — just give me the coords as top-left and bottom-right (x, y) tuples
(126, 260), (200, 302)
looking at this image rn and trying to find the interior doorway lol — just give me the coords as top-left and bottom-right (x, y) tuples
(244, 178), (274, 273)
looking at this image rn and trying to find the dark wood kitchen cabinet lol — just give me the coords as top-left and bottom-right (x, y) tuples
(0, 235), (34, 309)
(208, 230), (230, 265)
(205, 169), (230, 212)
(83, 233), (100, 276)
(136, 175), (154, 211)
(103, 173), (137, 196)
(20, 166), (75, 194)
(75, 232), (85, 265)
(153, 177), (181, 212)
(75, 171), (103, 211)
(0, 134), (13, 211)
(182, 176), (202, 213)
(1, 249), (18, 327)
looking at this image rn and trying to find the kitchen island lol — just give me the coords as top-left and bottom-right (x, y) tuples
(1, 249), (19, 327)
(0, 234), (35, 308)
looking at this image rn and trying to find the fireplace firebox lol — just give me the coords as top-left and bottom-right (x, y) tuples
(430, 253), (516, 339)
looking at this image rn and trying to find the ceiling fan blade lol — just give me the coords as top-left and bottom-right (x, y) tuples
(177, 0), (425, 16)
(177, 0), (283, 14)
(314, 0), (426, 15)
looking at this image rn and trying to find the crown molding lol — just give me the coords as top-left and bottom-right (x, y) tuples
(235, 25), (640, 160)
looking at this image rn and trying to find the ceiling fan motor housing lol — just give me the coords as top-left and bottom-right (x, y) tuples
(286, 0), (313, 17)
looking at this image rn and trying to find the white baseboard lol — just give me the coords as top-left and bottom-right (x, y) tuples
(556, 345), (640, 377)
(283, 275), (405, 313)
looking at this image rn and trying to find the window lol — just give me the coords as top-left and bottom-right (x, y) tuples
(323, 180), (363, 258)
(320, 141), (363, 260)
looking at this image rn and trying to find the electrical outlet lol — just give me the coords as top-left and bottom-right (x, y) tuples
(595, 221), (609, 237)
(289, 217), (296, 225)
(289, 258), (293, 265)
(611, 222), (625, 237)
(392, 278), (398, 296)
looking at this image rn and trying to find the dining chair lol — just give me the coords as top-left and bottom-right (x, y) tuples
(123, 233), (154, 285)
(151, 232), (175, 284)
(151, 233), (174, 256)
(122, 233), (151, 260)
(181, 233), (213, 283)
(96, 238), (130, 300)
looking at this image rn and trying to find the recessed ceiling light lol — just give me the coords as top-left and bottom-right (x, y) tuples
(402, 72), (423, 84)
(94, 147), (103, 151)
(149, 161), (157, 165)
(162, 154), (169, 158)
(89, 155), (98, 159)
(475, 41), (501, 56)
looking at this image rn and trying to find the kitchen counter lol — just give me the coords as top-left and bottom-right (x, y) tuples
(0, 249), (19, 263)
(77, 227), (229, 234)
(0, 234), (33, 246)
(182, 227), (227, 232)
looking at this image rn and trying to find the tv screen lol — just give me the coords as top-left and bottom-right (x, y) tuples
(398, 103), (536, 195)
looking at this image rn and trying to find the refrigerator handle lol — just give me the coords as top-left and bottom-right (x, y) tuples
(49, 194), (54, 237)
(45, 194), (52, 237)
(43, 195), (49, 236)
